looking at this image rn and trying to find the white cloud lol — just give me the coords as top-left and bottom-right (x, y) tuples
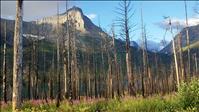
(86, 13), (97, 20)
(155, 16), (199, 30)
(0, 1), (74, 21)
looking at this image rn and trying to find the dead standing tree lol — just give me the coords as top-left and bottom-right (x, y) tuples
(184, 0), (191, 77)
(111, 24), (120, 97)
(115, 0), (136, 96)
(176, 25), (185, 81)
(3, 21), (7, 103)
(140, 7), (146, 97)
(12, 0), (23, 110)
(56, 2), (61, 107)
(63, 0), (69, 98)
(70, 19), (79, 100)
(167, 17), (180, 90)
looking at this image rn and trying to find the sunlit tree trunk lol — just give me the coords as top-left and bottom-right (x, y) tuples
(12, 0), (23, 110)
(170, 23), (180, 90)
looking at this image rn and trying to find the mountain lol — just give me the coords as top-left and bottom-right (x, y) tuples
(130, 41), (139, 48)
(0, 18), (42, 46)
(0, 6), (172, 79)
(1, 6), (109, 52)
(146, 40), (169, 52)
(160, 24), (199, 54)
(136, 40), (169, 52)
(36, 6), (106, 38)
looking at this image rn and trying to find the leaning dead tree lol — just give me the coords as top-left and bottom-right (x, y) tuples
(168, 18), (180, 90)
(116, 0), (136, 96)
(12, 0), (23, 110)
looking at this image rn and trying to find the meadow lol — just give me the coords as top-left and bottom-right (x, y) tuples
(1, 78), (198, 112)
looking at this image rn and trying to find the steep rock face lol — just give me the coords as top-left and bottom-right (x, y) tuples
(160, 24), (199, 54)
(37, 6), (85, 32)
(36, 6), (103, 37)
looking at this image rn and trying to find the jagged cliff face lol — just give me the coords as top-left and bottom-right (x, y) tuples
(36, 6), (103, 37)
(36, 6), (85, 32)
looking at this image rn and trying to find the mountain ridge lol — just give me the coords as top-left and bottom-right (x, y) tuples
(160, 24), (199, 54)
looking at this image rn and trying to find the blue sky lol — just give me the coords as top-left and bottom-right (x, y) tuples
(1, 1), (199, 43)
(71, 1), (198, 43)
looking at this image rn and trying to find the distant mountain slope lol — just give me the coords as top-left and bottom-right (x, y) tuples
(160, 24), (199, 54)
(136, 40), (169, 52)
(1, 6), (108, 51)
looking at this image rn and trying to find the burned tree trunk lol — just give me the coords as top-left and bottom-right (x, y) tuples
(116, 0), (136, 96)
(3, 21), (7, 103)
(177, 32), (185, 81)
(56, 2), (61, 107)
(184, 1), (191, 77)
(170, 20), (180, 90)
(111, 24), (120, 97)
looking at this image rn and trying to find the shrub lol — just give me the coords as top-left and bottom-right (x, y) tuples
(178, 78), (199, 111)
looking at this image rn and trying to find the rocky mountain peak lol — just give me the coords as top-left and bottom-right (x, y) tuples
(36, 6), (104, 37)
(67, 6), (83, 14)
(36, 6), (85, 32)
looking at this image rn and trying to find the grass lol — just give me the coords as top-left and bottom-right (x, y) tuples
(1, 78), (199, 112)
(0, 94), (196, 112)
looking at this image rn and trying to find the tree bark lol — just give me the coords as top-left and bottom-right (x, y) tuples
(12, 0), (23, 110)
(171, 27), (180, 90)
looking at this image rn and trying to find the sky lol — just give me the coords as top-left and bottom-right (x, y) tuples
(1, 1), (199, 43)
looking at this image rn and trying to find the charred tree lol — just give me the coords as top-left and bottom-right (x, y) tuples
(116, 0), (136, 96)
